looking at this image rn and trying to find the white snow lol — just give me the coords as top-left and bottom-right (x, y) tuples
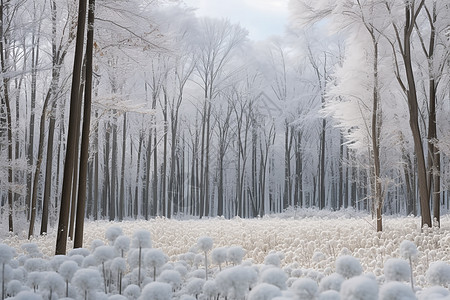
(2, 211), (450, 299)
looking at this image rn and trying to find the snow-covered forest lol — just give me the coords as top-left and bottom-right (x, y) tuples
(1, 0), (450, 299)
(1, 0), (450, 261)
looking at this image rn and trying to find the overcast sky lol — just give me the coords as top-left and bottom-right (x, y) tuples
(183, 0), (289, 40)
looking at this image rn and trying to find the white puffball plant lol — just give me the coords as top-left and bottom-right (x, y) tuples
(2, 212), (450, 299)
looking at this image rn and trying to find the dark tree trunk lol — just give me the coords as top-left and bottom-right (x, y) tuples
(55, 0), (87, 255)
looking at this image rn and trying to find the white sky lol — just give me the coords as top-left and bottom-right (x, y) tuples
(183, 0), (289, 40)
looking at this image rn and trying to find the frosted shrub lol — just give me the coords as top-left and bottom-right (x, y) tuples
(21, 243), (42, 258)
(132, 230), (152, 287)
(425, 261), (450, 286)
(248, 283), (281, 300)
(13, 290), (43, 300)
(123, 284), (141, 300)
(211, 247), (227, 271)
(114, 236), (131, 258)
(157, 270), (182, 291)
(383, 258), (411, 282)
(0, 243), (14, 300)
(197, 236), (213, 280)
(49, 255), (67, 271)
(82, 255), (97, 268)
(318, 290), (340, 300)
(139, 282), (172, 300)
(72, 268), (102, 300)
(111, 257), (127, 294)
(203, 280), (219, 300)
(260, 268), (287, 290)
(379, 282), (415, 300)
(27, 272), (42, 292)
(340, 276), (378, 300)
(68, 248), (90, 257)
(41, 271), (65, 299)
(227, 246), (246, 266)
(106, 226), (123, 245)
(215, 266), (257, 298)
(399, 240), (418, 260)
(264, 253), (281, 267)
(335, 255), (362, 278)
(94, 245), (116, 293)
(399, 240), (418, 289)
(90, 240), (105, 252)
(58, 260), (78, 297)
(185, 278), (205, 298)
(145, 249), (167, 281)
(291, 278), (318, 300)
(319, 273), (345, 292)
(24, 258), (48, 272)
(417, 286), (450, 300)
(6, 280), (22, 297)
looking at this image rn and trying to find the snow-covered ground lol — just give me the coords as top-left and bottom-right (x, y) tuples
(1, 209), (450, 299)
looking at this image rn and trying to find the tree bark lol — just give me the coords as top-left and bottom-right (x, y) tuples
(55, 0), (87, 255)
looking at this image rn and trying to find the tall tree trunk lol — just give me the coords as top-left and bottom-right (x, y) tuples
(74, 0), (95, 248)
(119, 113), (126, 220)
(55, 0), (87, 255)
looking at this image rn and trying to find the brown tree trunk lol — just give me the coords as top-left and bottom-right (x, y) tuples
(55, 0), (87, 255)
(74, 0), (95, 248)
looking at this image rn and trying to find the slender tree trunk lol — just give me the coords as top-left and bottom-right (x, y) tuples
(55, 0), (87, 255)
(74, 0), (95, 248)
(119, 113), (126, 220)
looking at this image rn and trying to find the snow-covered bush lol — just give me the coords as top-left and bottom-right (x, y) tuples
(264, 253), (282, 267)
(71, 268), (102, 300)
(139, 282), (172, 300)
(379, 281), (415, 300)
(157, 270), (182, 291)
(123, 284), (141, 300)
(145, 249), (167, 281)
(340, 276), (378, 300)
(417, 286), (450, 300)
(248, 283), (281, 300)
(335, 255), (363, 279)
(197, 236), (213, 280)
(0, 243), (14, 299)
(41, 271), (65, 299)
(58, 260), (79, 298)
(319, 273), (344, 292)
(106, 226), (123, 245)
(291, 278), (318, 300)
(425, 261), (450, 286)
(114, 236), (131, 258)
(215, 266), (257, 298)
(211, 247), (227, 271)
(227, 246), (246, 266)
(260, 268), (287, 290)
(203, 280), (219, 299)
(185, 278), (205, 298)
(383, 258), (411, 282)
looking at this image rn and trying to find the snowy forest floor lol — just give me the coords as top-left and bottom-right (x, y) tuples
(1, 208), (450, 299)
